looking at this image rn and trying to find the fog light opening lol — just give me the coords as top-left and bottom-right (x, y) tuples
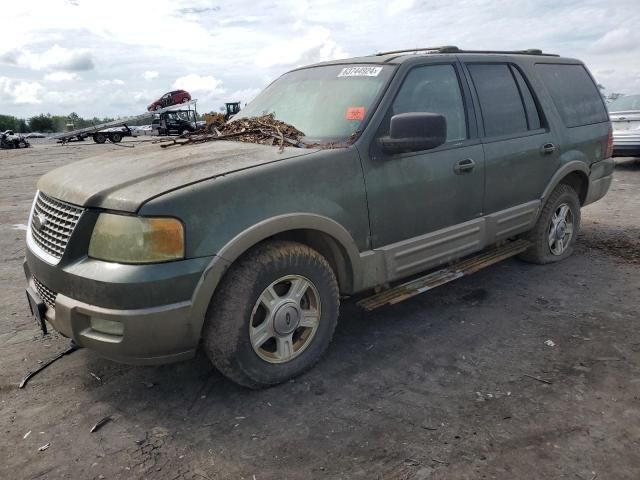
(90, 317), (124, 336)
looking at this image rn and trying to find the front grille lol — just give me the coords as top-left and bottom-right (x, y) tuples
(30, 192), (84, 260)
(33, 276), (57, 309)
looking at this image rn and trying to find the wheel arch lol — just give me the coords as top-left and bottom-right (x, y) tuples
(189, 214), (362, 331)
(541, 161), (589, 206)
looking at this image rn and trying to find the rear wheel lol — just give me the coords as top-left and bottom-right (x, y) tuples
(202, 241), (339, 388)
(108, 132), (123, 143)
(519, 183), (581, 264)
(93, 132), (107, 144)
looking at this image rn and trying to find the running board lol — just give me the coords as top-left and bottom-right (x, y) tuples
(357, 239), (531, 311)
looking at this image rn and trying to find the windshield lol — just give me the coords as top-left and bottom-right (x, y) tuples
(608, 94), (640, 112)
(233, 64), (394, 142)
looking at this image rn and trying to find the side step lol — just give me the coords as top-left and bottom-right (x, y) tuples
(357, 239), (531, 311)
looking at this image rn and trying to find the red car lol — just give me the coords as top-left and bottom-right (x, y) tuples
(147, 90), (192, 111)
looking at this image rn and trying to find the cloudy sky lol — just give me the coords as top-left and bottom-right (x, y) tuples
(1, 0), (639, 119)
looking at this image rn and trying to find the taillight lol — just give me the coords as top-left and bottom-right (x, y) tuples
(606, 124), (614, 158)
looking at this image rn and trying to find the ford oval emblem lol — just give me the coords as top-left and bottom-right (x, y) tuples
(33, 212), (47, 230)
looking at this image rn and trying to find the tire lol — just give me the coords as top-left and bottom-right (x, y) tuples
(93, 133), (107, 144)
(519, 183), (581, 264)
(202, 241), (340, 388)
(108, 132), (123, 143)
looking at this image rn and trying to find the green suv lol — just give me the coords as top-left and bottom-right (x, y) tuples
(24, 47), (614, 388)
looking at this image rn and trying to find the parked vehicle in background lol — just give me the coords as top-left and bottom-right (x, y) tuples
(608, 94), (640, 157)
(25, 132), (47, 139)
(147, 90), (192, 112)
(1, 130), (30, 148)
(151, 110), (201, 135)
(24, 47), (614, 389)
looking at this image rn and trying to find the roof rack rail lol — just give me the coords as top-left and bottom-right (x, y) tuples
(374, 46), (558, 57)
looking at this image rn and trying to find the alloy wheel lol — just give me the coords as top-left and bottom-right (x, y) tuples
(249, 275), (321, 364)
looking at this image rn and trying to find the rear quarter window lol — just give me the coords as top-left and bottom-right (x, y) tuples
(536, 63), (608, 127)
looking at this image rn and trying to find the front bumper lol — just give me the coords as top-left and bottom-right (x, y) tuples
(24, 250), (213, 365)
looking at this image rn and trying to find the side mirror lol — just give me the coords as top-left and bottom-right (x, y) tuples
(379, 112), (447, 154)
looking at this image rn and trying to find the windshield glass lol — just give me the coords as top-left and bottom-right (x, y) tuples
(233, 64), (394, 142)
(608, 94), (640, 112)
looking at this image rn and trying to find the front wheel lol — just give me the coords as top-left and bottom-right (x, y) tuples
(202, 241), (339, 388)
(519, 183), (581, 264)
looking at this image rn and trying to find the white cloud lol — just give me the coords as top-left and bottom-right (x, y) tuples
(589, 28), (640, 54)
(0, 77), (43, 104)
(172, 74), (224, 93)
(228, 88), (262, 106)
(386, 0), (415, 16)
(1, 0), (640, 117)
(97, 79), (125, 86)
(256, 26), (348, 68)
(14, 45), (94, 72)
(44, 72), (79, 82)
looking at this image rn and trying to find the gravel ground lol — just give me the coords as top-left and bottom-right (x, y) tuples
(1, 139), (639, 480)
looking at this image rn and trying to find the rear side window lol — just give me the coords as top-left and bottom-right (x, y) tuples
(536, 64), (608, 127)
(467, 64), (529, 137)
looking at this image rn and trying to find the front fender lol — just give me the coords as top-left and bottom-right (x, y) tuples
(187, 213), (363, 335)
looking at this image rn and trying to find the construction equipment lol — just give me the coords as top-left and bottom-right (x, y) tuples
(201, 101), (242, 134)
(53, 100), (198, 144)
(225, 101), (241, 119)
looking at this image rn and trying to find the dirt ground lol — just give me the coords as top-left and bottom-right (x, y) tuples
(1, 138), (639, 480)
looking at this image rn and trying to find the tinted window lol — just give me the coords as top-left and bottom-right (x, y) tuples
(511, 66), (541, 130)
(536, 64), (608, 127)
(391, 64), (467, 142)
(468, 64), (528, 137)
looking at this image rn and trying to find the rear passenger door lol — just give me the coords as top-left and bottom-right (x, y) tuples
(464, 61), (560, 235)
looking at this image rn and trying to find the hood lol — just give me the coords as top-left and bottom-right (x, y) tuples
(38, 140), (319, 212)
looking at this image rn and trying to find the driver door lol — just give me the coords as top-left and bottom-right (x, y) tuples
(361, 63), (486, 280)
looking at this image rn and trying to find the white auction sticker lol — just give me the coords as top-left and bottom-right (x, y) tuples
(338, 66), (383, 77)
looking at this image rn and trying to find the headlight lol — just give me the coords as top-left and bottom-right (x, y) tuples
(89, 214), (184, 263)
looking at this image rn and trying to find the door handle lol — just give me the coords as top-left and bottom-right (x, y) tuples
(540, 143), (557, 155)
(454, 158), (475, 174)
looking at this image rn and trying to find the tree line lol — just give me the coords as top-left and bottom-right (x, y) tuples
(0, 112), (150, 133)
(0, 110), (209, 133)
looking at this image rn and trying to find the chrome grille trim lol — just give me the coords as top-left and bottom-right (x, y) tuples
(33, 276), (57, 309)
(28, 191), (84, 263)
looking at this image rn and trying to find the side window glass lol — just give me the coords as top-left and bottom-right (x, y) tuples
(391, 64), (467, 143)
(535, 63), (608, 127)
(467, 64), (528, 137)
(510, 66), (541, 130)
